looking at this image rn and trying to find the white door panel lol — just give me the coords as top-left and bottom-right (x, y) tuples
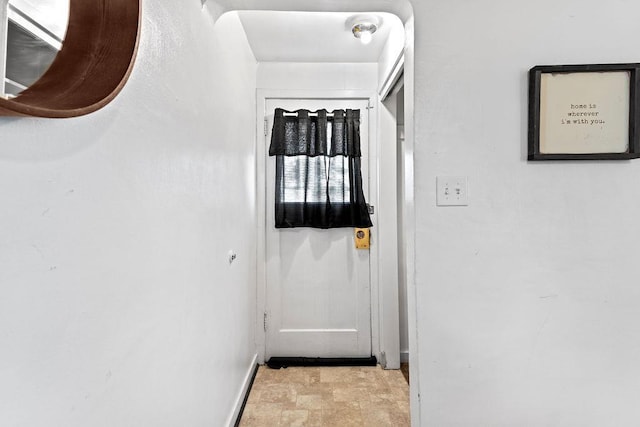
(265, 98), (371, 358)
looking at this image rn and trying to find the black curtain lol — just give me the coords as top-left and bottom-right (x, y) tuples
(269, 108), (373, 229)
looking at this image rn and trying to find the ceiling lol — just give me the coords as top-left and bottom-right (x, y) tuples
(237, 11), (403, 63)
(10, 0), (69, 39)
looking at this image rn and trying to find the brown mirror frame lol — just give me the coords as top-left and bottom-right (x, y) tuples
(0, 0), (141, 118)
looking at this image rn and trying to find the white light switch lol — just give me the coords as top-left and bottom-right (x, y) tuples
(436, 176), (468, 206)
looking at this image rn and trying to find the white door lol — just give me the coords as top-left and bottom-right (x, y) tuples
(264, 98), (372, 359)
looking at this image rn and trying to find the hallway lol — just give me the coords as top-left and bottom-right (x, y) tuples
(239, 365), (410, 426)
(5, 0), (640, 425)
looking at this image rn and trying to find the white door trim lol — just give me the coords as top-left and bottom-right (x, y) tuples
(256, 88), (398, 365)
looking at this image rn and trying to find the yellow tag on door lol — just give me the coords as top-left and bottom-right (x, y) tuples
(354, 228), (370, 249)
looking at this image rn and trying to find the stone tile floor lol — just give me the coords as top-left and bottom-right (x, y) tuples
(239, 365), (410, 426)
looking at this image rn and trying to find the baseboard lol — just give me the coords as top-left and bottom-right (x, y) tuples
(400, 351), (409, 363)
(226, 353), (259, 427)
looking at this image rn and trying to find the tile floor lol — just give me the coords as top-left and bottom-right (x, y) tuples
(239, 365), (410, 426)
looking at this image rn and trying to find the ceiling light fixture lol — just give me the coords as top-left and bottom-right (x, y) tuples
(352, 22), (377, 45)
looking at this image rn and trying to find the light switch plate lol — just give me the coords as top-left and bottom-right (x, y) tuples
(436, 176), (468, 206)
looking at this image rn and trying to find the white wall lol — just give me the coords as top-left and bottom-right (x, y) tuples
(0, 5), (258, 426)
(257, 62), (377, 91)
(413, 0), (640, 424)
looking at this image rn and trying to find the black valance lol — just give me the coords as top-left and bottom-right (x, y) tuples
(269, 108), (362, 157)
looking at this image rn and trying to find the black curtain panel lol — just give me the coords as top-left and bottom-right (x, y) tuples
(269, 108), (373, 229)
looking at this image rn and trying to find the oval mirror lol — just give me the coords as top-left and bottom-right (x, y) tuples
(0, 0), (140, 118)
(3, 0), (69, 98)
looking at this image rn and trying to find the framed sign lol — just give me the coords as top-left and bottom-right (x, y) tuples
(528, 63), (640, 160)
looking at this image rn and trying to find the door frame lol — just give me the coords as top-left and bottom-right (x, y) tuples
(255, 89), (399, 366)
